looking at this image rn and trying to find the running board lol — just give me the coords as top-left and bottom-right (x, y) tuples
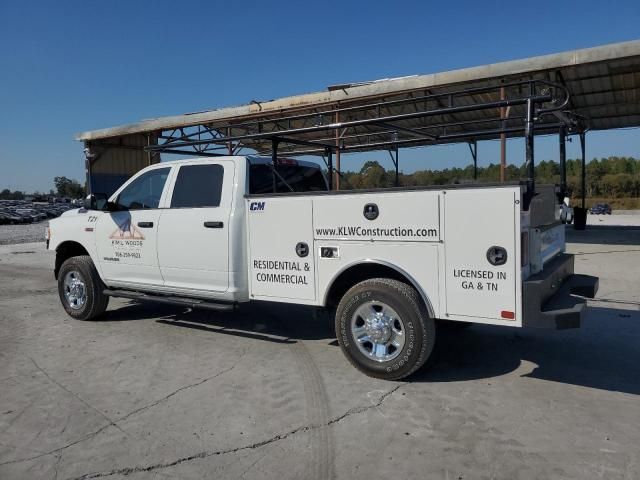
(103, 289), (235, 312)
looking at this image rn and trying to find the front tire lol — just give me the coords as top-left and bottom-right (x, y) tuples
(335, 278), (435, 380)
(57, 255), (109, 320)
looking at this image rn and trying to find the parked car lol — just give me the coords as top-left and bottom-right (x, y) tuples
(35, 207), (59, 218)
(0, 199), (78, 225)
(2, 209), (32, 223)
(559, 203), (574, 224)
(589, 203), (612, 215)
(0, 211), (25, 224)
(15, 208), (46, 222)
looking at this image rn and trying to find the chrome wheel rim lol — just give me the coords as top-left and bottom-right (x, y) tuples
(63, 270), (87, 310)
(351, 301), (405, 362)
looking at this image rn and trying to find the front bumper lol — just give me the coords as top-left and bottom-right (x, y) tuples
(523, 253), (598, 329)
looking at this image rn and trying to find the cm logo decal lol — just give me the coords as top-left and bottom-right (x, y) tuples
(250, 201), (265, 211)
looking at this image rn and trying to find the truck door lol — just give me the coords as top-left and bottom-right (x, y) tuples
(94, 166), (171, 286)
(247, 197), (315, 302)
(443, 188), (519, 323)
(157, 162), (233, 292)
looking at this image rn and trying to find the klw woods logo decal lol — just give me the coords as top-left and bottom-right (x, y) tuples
(105, 217), (145, 262)
(109, 218), (145, 240)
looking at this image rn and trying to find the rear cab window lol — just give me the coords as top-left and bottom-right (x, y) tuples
(248, 159), (327, 194)
(170, 164), (224, 208)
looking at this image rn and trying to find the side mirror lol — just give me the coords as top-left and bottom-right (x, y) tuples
(84, 193), (109, 211)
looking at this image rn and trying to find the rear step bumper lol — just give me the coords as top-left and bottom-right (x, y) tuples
(103, 289), (235, 312)
(523, 253), (598, 329)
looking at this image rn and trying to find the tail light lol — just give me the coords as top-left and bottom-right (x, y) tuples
(521, 231), (529, 267)
(501, 310), (515, 320)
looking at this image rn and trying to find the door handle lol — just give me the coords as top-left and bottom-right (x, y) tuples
(204, 221), (224, 228)
(137, 221), (154, 228)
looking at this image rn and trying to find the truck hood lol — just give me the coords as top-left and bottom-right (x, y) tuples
(60, 208), (85, 218)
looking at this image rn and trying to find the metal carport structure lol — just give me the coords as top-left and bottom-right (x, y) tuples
(77, 40), (640, 209)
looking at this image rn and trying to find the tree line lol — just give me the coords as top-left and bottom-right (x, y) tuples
(338, 156), (640, 198)
(2, 157), (639, 201)
(0, 176), (85, 200)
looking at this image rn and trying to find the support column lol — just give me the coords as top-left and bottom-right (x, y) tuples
(524, 97), (535, 204)
(558, 125), (567, 199)
(84, 143), (92, 195)
(389, 148), (399, 187)
(146, 134), (152, 166)
(500, 86), (506, 182)
(335, 111), (341, 190)
(395, 147), (399, 187)
(580, 132), (586, 210)
(271, 139), (279, 193)
(468, 141), (478, 180)
(326, 148), (333, 190)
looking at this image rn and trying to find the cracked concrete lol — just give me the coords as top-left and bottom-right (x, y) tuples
(0, 350), (247, 468)
(67, 385), (404, 480)
(1, 226), (640, 480)
(28, 356), (128, 437)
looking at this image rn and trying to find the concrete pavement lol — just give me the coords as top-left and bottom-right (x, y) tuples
(1, 224), (639, 479)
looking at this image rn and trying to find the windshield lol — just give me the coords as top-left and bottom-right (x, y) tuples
(249, 162), (327, 194)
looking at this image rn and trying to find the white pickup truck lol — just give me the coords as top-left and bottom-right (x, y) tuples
(47, 155), (598, 380)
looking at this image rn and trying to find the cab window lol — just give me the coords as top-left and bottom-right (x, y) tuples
(116, 168), (170, 210)
(170, 164), (224, 208)
(249, 163), (327, 194)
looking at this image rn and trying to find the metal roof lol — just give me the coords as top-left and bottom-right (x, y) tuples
(77, 40), (640, 157)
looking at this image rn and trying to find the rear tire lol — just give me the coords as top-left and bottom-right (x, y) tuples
(335, 278), (435, 380)
(57, 255), (109, 320)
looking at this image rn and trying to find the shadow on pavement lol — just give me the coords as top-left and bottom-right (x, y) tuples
(566, 225), (640, 246)
(103, 299), (334, 343)
(103, 300), (640, 395)
(100, 301), (184, 321)
(416, 306), (640, 395)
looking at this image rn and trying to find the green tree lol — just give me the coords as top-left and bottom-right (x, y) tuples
(335, 156), (640, 199)
(54, 176), (85, 198)
(359, 161), (388, 188)
(0, 189), (24, 200)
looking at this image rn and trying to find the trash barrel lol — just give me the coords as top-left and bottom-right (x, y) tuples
(573, 207), (587, 230)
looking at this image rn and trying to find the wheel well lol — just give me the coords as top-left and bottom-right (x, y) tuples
(55, 241), (89, 279)
(324, 262), (432, 314)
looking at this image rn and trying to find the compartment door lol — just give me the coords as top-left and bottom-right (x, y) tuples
(247, 197), (315, 301)
(444, 189), (518, 321)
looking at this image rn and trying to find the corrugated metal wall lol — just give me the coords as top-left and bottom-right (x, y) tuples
(86, 133), (159, 196)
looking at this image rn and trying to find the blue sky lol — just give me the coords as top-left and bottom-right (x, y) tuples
(0, 0), (639, 192)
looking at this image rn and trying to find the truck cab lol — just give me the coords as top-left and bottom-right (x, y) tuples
(49, 156), (325, 303)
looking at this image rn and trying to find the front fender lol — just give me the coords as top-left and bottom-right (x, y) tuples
(49, 210), (102, 278)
